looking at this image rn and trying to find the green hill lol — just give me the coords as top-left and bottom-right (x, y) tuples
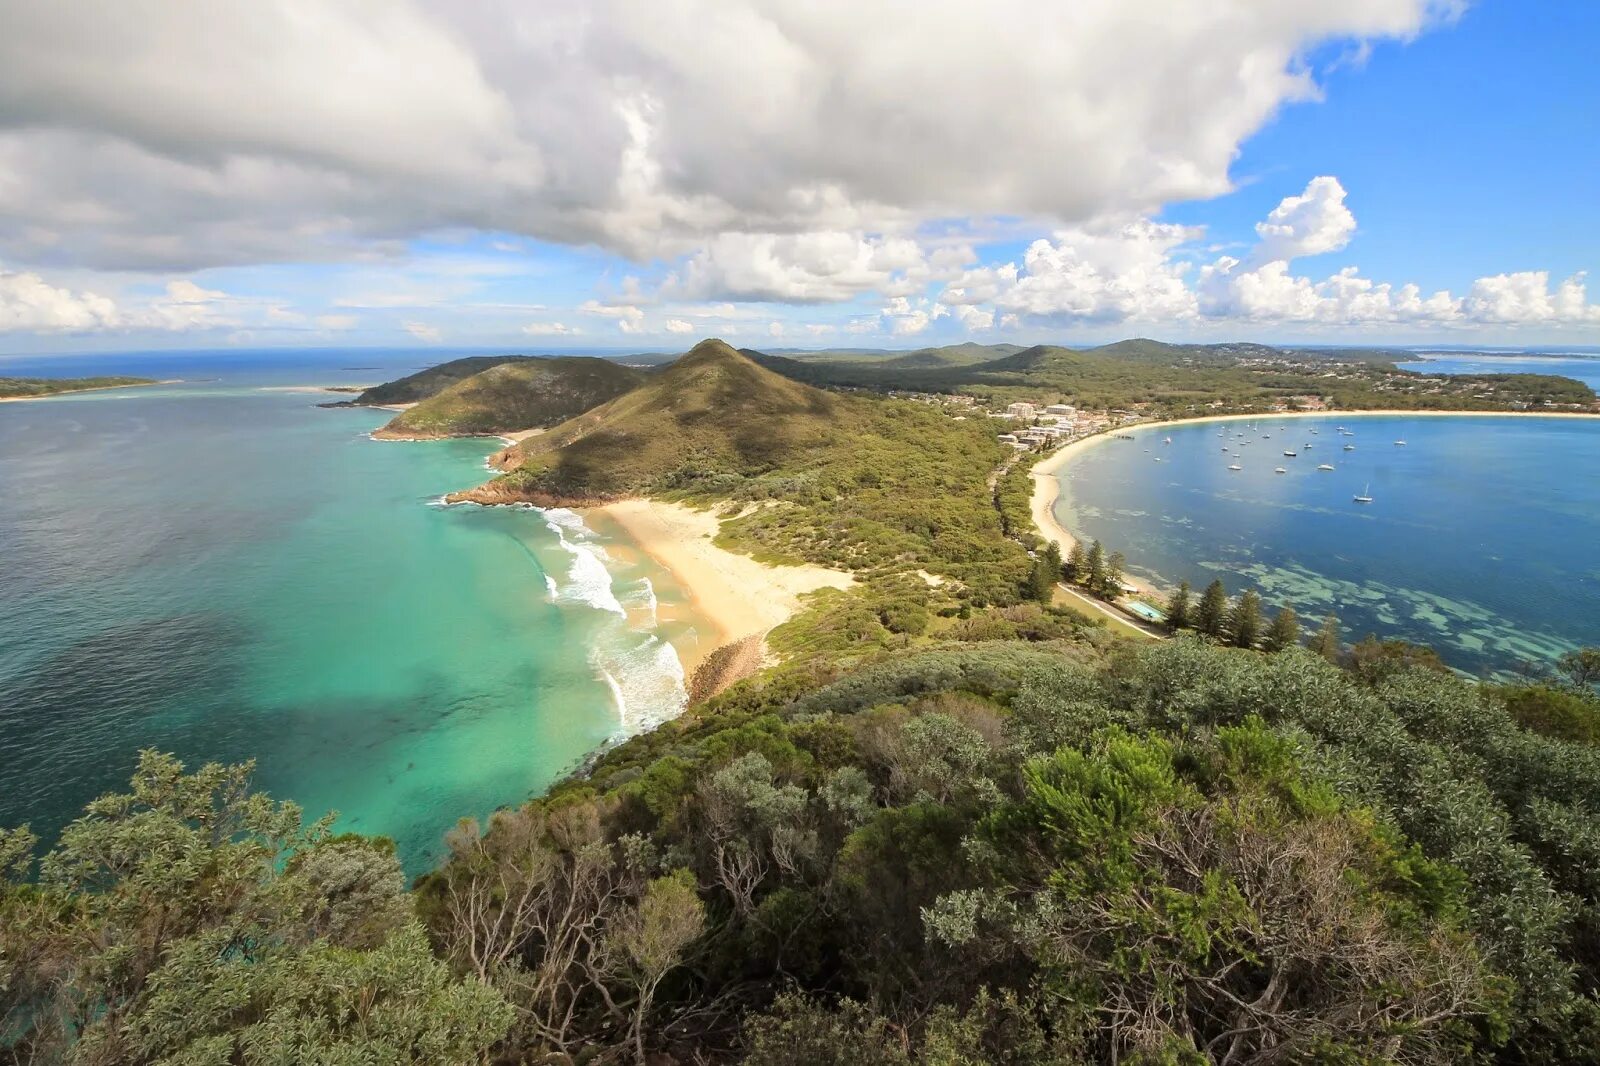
(373, 357), (644, 439)
(456, 338), (1030, 601)
(470, 339), (849, 501)
(352, 356), (539, 406)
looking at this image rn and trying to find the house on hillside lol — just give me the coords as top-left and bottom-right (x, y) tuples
(1044, 403), (1076, 417)
(1005, 401), (1038, 419)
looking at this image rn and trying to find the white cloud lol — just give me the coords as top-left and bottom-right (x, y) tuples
(662, 231), (961, 302)
(663, 318), (694, 333)
(521, 321), (581, 335)
(0, 263), (245, 333)
(315, 313), (358, 330)
(1250, 175), (1356, 263)
(953, 303), (995, 330)
(0, 265), (120, 332)
(957, 219), (1200, 324)
(880, 296), (944, 336)
(0, 2), (1454, 272)
(578, 299), (646, 333)
(943, 176), (1600, 332)
(401, 320), (442, 342)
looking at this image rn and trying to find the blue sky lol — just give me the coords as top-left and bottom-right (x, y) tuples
(1, 0), (1596, 355)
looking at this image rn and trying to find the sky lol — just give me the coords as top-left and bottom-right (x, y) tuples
(1, 0), (1597, 356)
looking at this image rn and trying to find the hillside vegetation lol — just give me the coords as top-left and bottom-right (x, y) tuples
(352, 355), (542, 406)
(461, 338), (1033, 604)
(0, 376), (154, 399)
(753, 338), (1598, 416)
(9, 633), (1600, 1063)
(375, 357), (644, 438)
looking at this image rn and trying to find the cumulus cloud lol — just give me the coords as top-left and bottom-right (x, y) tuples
(1250, 175), (1356, 263)
(880, 296), (948, 336)
(662, 232), (963, 302)
(401, 320), (442, 342)
(0, 266), (121, 332)
(521, 321), (581, 336)
(0, 1), (1454, 272)
(663, 318), (694, 333)
(0, 263), (246, 333)
(579, 299), (646, 333)
(943, 176), (1600, 332)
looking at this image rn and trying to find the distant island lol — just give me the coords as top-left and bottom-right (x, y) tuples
(0, 375), (159, 401)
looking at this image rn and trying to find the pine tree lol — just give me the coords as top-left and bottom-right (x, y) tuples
(1102, 552), (1126, 599)
(1230, 590), (1264, 648)
(1311, 613), (1342, 662)
(1041, 541), (1062, 585)
(1027, 549), (1057, 603)
(1066, 541), (1087, 583)
(1196, 579), (1229, 639)
(1085, 540), (1107, 596)
(1165, 580), (1193, 631)
(1264, 604), (1300, 652)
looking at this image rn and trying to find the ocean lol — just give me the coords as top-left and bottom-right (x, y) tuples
(0, 352), (696, 874)
(1396, 352), (1600, 391)
(1052, 412), (1600, 678)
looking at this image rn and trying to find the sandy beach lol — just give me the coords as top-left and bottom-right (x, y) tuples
(0, 379), (180, 403)
(586, 498), (854, 677)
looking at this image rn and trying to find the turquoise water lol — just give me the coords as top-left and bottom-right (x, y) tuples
(1054, 414), (1600, 676)
(0, 363), (695, 874)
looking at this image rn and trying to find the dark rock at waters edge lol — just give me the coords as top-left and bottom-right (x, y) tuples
(687, 634), (766, 704)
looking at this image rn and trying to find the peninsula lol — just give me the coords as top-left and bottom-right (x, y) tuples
(0, 375), (159, 401)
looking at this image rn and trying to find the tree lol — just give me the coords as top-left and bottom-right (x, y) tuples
(1558, 647), (1600, 690)
(1065, 541), (1087, 582)
(1, 752), (511, 1063)
(1102, 551), (1127, 600)
(1264, 603), (1300, 652)
(1311, 613), (1342, 662)
(1229, 590), (1264, 648)
(1196, 579), (1229, 639)
(1165, 581), (1193, 632)
(1084, 540), (1106, 593)
(1027, 543), (1060, 603)
(608, 869), (705, 1064)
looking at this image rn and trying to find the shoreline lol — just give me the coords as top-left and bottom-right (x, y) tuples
(1030, 407), (1600, 605)
(583, 498), (855, 689)
(0, 379), (180, 403)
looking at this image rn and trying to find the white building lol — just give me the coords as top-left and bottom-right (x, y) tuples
(1004, 401), (1038, 420)
(1044, 403), (1076, 417)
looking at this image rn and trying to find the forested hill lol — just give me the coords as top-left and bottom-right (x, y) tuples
(374, 357), (644, 439)
(748, 337), (1599, 415)
(352, 355), (539, 405)
(0, 375), (154, 399)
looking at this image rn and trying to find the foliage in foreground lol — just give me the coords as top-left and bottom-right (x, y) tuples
(8, 638), (1600, 1064)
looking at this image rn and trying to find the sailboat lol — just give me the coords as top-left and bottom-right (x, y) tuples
(1227, 463), (1243, 471)
(1274, 466), (1287, 474)
(1394, 439), (1407, 446)
(1317, 463), (1334, 471)
(1343, 443), (1355, 451)
(1353, 483), (1373, 504)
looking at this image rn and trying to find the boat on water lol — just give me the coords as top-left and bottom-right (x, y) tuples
(1303, 442), (1313, 449)
(1274, 466), (1287, 474)
(1317, 463), (1334, 471)
(1394, 439), (1407, 446)
(1228, 463), (1243, 471)
(1283, 449), (1298, 457)
(1354, 482), (1373, 504)
(1343, 443), (1356, 451)
(1163, 436), (1172, 445)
